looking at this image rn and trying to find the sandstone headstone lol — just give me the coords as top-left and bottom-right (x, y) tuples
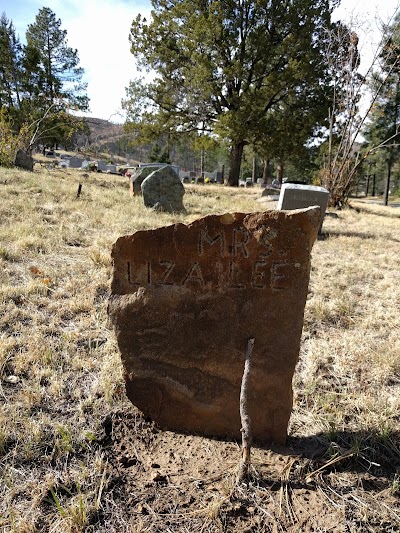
(108, 208), (320, 444)
(277, 184), (329, 229)
(14, 150), (34, 171)
(141, 165), (185, 212)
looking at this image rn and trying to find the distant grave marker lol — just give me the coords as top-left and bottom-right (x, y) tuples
(108, 208), (320, 443)
(68, 157), (84, 169)
(141, 165), (185, 212)
(277, 184), (329, 229)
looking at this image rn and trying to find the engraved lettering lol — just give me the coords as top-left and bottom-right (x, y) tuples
(182, 263), (205, 288)
(127, 261), (146, 286)
(232, 227), (250, 258)
(147, 262), (152, 284)
(258, 227), (277, 258)
(251, 260), (268, 288)
(159, 260), (176, 285)
(127, 261), (134, 284)
(271, 262), (291, 291)
(198, 229), (226, 257)
(228, 260), (245, 289)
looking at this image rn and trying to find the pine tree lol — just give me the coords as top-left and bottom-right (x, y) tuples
(22, 7), (89, 149)
(25, 7), (88, 111)
(0, 13), (23, 120)
(0, 8), (89, 156)
(125, 0), (338, 185)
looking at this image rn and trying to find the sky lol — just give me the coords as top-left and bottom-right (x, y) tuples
(2, 0), (400, 124)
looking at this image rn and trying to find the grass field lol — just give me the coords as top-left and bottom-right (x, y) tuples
(0, 167), (399, 532)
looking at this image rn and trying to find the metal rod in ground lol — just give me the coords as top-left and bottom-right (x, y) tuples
(77, 183), (82, 198)
(236, 337), (255, 483)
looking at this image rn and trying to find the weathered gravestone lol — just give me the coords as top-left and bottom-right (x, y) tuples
(130, 166), (161, 195)
(108, 208), (320, 443)
(141, 165), (185, 212)
(14, 150), (34, 171)
(106, 164), (117, 173)
(68, 157), (85, 169)
(277, 184), (329, 229)
(97, 160), (107, 171)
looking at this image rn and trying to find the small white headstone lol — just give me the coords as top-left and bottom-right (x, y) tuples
(277, 184), (329, 229)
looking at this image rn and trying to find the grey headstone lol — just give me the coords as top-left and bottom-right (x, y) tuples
(97, 160), (107, 171)
(141, 165), (185, 213)
(14, 150), (34, 171)
(69, 157), (85, 169)
(277, 184), (329, 229)
(106, 164), (117, 173)
(131, 166), (162, 195)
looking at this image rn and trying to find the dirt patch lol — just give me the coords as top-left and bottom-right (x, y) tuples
(94, 407), (399, 532)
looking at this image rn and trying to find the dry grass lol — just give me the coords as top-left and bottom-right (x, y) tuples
(0, 167), (399, 532)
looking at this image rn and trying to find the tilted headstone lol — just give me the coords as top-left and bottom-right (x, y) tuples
(108, 207), (320, 443)
(141, 165), (185, 212)
(277, 184), (329, 229)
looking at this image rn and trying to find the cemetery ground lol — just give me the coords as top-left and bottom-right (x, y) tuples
(0, 167), (399, 533)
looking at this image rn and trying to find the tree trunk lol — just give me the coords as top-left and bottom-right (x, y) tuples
(384, 161), (391, 206)
(227, 141), (245, 186)
(252, 156), (257, 183)
(262, 159), (270, 184)
(200, 148), (205, 178)
(277, 160), (284, 184)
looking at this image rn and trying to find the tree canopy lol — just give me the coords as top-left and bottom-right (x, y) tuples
(125, 0), (340, 185)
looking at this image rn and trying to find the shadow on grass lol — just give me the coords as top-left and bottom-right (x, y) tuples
(319, 229), (400, 242)
(318, 230), (376, 241)
(253, 429), (400, 485)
